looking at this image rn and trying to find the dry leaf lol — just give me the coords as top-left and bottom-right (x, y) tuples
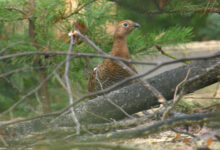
(152, 141), (157, 144)
(183, 138), (191, 143)
(172, 133), (181, 142)
(206, 137), (213, 147)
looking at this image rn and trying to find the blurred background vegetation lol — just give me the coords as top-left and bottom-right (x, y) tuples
(0, 0), (220, 117)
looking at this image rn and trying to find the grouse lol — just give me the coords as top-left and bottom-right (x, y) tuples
(88, 20), (140, 92)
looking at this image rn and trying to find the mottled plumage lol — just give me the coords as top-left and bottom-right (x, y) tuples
(88, 20), (140, 92)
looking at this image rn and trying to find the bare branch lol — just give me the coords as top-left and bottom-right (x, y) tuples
(54, 72), (68, 91)
(85, 110), (163, 132)
(0, 135), (8, 147)
(106, 97), (135, 119)
(0, 16), (32, 22)
(95, 64), (134, 119)
(2, 77), (23, 93)
(49, 142), (143, 150)
(73, 111), (220, 142)
(162, 68), (191, 120)
(0, 66), (51, 78)
(62, 0), (97, 20)
(0, 41), (25, 55)
(155, 44), (190, 64)
(64, 32), (80, 134)
(0, 51), (157, 66)
(4, 7), (26, 15)
(1, 59), (67, 115)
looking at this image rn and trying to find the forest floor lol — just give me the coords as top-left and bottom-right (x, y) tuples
(119, 82), (220, 150)
(120, 41), (220, 150)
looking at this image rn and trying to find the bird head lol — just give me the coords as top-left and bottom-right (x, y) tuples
(114, 20), (140, 38)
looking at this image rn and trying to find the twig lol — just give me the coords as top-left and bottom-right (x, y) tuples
(155, 44), (190, 64)
(162, 68), (191, 120)
(174, 68), (191, 101)
(73, 111), (220, 142)
(0, 51), (157, 66)
(1, 59), (67, 115)
(2, 77), (38, 115)
(106, 98), (135, 119)
(49, 142), (143, 150)
(85, 109), (112, 122)
(54, 72), (68, 91)
(49, 110), (71, 124)
(0, 135), (8, 147)
(95, 67), (134, 119)
(0, 16), (31, 22)
(1, 50), (219, 66)
(85, 109), (163, 132)
(213, 80), (220, 97)
(62, 0), (97, 20)
(35, 91), (43, 113)
(171, 128), (196, 138)
(0, 41), (25, 55)
(0, 66), (52, 78)
(64, 32), (80, 134)
(4, 7), (26, 15)
(2, 77), (23, 93)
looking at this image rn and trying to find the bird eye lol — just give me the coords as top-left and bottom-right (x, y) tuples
(123, 23), (128, 27)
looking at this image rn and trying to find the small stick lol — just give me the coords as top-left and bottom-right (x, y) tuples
(64, 31), (80, 134)
(155, 44), (190, 64)
(162, 68), (191, 120)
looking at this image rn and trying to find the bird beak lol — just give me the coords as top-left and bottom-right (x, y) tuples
(134, 23), (140, 28)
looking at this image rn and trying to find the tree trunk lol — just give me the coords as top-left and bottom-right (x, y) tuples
(28, 0), (51, 113)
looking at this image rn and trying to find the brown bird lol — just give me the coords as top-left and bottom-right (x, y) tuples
(88, 20), (140, 92)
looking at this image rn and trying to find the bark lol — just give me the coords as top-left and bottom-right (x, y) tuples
(38, 67), (51, 113)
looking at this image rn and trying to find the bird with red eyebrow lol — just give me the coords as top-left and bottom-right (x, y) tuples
(88, 20), (140, 92)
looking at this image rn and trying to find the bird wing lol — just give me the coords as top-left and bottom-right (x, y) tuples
(88, 59), (137, 92)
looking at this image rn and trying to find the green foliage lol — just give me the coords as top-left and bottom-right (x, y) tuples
(127, 26), (193, 54)
(197, 13), (220, 40)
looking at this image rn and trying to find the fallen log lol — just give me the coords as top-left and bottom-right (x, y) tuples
(56, 56), (220, 125)
(2, 55), (220, 138)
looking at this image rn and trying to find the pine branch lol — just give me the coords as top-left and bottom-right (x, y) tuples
(61, 0), (98, 21)
(4, 7), (26, 15)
